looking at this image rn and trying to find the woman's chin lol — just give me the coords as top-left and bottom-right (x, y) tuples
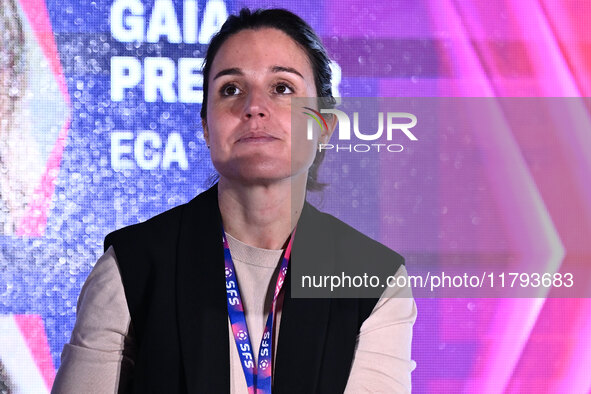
(214, 154), (312, 186)
(220, 166), (289, 185)
(221, 169), (306, 187)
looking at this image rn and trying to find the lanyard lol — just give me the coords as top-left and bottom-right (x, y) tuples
(223, 228), (295, 394)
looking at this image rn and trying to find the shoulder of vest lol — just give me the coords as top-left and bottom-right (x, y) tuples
(103, 203), (185, 254)
(318, 209), (406, 320)
(103, 185), (217, 255)
(295, 203), (404, 311)
(302, 203), (405, 268)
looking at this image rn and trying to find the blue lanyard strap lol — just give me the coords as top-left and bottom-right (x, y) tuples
(223, 228), (295, 394)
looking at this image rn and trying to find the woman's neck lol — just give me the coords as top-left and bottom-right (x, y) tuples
(217, 175), (306, 250)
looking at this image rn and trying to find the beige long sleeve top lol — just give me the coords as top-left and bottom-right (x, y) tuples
(52, 233), (417, 393)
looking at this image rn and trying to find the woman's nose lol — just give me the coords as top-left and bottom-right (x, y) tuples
(243, 87), (270, 120)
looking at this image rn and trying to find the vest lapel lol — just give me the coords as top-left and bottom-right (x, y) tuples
(274, 203), (334, 393)
(176, 185), (231, 393)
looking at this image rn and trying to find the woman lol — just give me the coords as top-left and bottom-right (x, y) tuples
(53, 8), (417, 393)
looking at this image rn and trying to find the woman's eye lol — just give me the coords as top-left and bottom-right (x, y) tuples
(221, 84), (241, 96)
(274, 83), (294, 94)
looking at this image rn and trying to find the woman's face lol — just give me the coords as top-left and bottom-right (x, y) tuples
(203, 27), (323, 187)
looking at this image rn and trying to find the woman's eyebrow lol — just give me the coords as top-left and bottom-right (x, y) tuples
(213, 67), (243, 80)
(212, 65), (304, 81)
(271, 65), (304, 79)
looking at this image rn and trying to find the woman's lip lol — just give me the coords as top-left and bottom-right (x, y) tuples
(236, 136), (279, 143)
(236, 132), (279, 143)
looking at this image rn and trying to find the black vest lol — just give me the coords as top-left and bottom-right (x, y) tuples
(105, 184), (404, 393)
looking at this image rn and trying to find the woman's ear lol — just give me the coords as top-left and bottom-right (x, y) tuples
(320, 113), (338, 144)
(202, 118), (210, 147)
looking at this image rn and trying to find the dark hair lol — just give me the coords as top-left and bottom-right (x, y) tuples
(200, 8), (336, 191)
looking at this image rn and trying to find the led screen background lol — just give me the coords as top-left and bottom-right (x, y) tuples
(1, 0), (590, 392)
